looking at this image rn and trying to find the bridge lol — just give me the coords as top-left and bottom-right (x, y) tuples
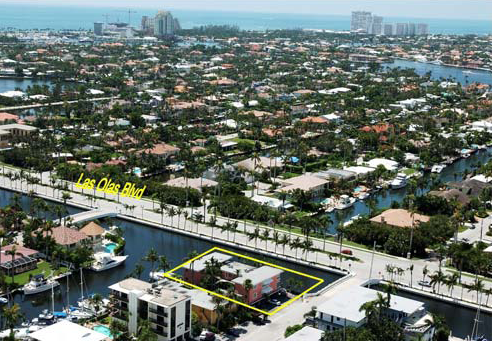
(67, 209), (119, 224)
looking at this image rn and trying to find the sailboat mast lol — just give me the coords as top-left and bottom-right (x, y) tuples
(80, 267), (84, 300)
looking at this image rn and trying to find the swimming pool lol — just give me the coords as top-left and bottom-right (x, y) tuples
(105, 243), (117, 254)
(93, 325), (113, 339)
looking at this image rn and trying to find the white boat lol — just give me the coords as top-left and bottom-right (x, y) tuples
(334, 195), (356, 210)
(0, 296), (7, 304)
(23, 275), (60, 295)
(90, 252), (128, 272)
(390, 173), (408, 189)
(431, 164), (446, 173)
(149, 270), (166, 281)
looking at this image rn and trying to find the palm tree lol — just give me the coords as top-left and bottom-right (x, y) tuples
(446, 272), (460, 297)
(301, 238), (313, 261)
(260, 229), (270, 251)
(133, 262), (145, 279)
(422, 265), (429, 288)
(290, 237), (302, 259)
(176, 207), (183, 230)
(5, 245), (21, 286)
(248, 227), (261, 250)
(158, 256), (170, 272)
(243, 279), (253, 304)
(144, 248), (159, 276)
(279, 234), (290, 255)
(272, 231), (281, 254)
(61, 192), (72, 225)
(2, 303), (21, 337)
(183, 211), (189, 231)
(468, 278), (485, 304)
(408, 264), (414, 287)
(168, 207), (177, 227)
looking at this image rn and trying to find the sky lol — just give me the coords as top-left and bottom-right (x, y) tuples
(0, 0), (491, 20)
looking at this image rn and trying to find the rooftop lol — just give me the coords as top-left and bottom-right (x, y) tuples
(317, 286), (424, 323)
(284, 326), (323, 341)
(29, 320), (108, 341)
(182, 252), (233, 272)
(232, 265), (283, 286)
(370, 209), (430, 228)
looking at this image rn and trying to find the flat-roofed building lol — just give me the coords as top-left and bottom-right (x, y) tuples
(276, 173), (329, 197)
(109, 278), (191, 341)
(0, 123), (38, 147)
(315, 286), (433, 341)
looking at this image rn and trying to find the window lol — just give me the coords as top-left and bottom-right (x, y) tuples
(253, 292), (257, 298)
(171, 306), (176, 338)
(336, 317), (340, 321)
(185, 301), (191, 330)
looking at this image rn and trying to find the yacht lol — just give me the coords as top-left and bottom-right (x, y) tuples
(431, 164), (446, 174)
(23, 275), (60, 295)
(90, 252), (128, 272)
(0, 296), (7, 304)
(334, 195), (356, 210)
(390, 174), (408, 189)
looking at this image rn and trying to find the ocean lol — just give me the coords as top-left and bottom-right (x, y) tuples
(0, 3), (490, 35)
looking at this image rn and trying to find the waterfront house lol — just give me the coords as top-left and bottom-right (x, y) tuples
(140, 143), (180, 160)
(370, 209), (430, 228)
(42, 226), (88, 248)
(447, 179), (492, 198)
(0, 123), (38, 148)
(0, 244), (38, 276)
(276, 174), (329, 198)
(109, 278), (192, 341)
(29, 320), (108, 341)
(79, 221), (105, 243)
(165, 177), (218, 192)
(315, 286), (434, 341)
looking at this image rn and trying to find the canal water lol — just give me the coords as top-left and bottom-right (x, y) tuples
(0, 78), (55, 94)
(326, 147), (492, 234)
(373, 285), (492, 340)
(0, 189), (342, 321)
(383, 59), (492, 86)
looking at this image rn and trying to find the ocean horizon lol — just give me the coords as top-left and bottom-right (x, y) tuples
(0, 3), (490, 35)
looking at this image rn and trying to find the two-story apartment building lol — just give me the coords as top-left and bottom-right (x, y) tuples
(109, 278), (191, 341)
(315, 286), (434, 341)
(183, 252), (283, 305)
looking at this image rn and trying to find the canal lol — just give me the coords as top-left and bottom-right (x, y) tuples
(0, 189), (342, 321)
(373, 284), (492, 340)
(383, 59), (492, 86)
(326, 146), (492, 234)
(0, 78), (55, 94)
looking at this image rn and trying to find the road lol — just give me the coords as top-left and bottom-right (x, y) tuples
(1, 166), (490, 340)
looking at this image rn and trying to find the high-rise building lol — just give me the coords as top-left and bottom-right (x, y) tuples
(371, 15), (383, 35)
(396, 23), (409, 36)
(408, 23), (416, 36)
(93, 22), (104, 36)
(416, 23), (429, 35)
(141, 16), (155, 34)
(154, 10), (175, 37)
(351, 11), (372, 32)
(110, 278), (192, 341)
(384, 23), (394, 35)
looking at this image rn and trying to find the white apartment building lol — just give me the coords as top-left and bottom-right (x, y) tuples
(154, 11), (175, 37)
(351, 11), (373, 32)
(315, 286), (434, 341)
(109, 278), (191, 341)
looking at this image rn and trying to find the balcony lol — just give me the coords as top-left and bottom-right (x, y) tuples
(149, 318), (168, 327)
(151, 327), (168, 337)
(148, 308), (167, 317)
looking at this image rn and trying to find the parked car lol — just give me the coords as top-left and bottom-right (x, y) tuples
(418, 280), (432, 288)
(341, 249), (353, 255)
(199, 331), (215, 341)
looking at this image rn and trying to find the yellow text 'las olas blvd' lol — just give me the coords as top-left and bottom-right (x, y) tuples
(75, 173), (146, 200)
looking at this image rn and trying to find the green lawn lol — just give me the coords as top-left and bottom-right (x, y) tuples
(5, 261), (68, 286)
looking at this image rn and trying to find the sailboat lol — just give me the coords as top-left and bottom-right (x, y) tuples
(465, 298), (487, 341)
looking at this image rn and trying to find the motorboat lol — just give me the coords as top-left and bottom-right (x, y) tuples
(31, 310), (56, 326)
(150, 270), (166, 281)
(390, 173), (408, 189)
(334, 195), (356, 210)
(0, 296), (7, 304)
(431, 164), (446, 173)
(90, 252), (128, 272)
(68, 306), (94, 319)
(23, 275), (60, 295)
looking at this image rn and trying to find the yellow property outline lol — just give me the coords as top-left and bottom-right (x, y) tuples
(163, 246), (324, 316)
